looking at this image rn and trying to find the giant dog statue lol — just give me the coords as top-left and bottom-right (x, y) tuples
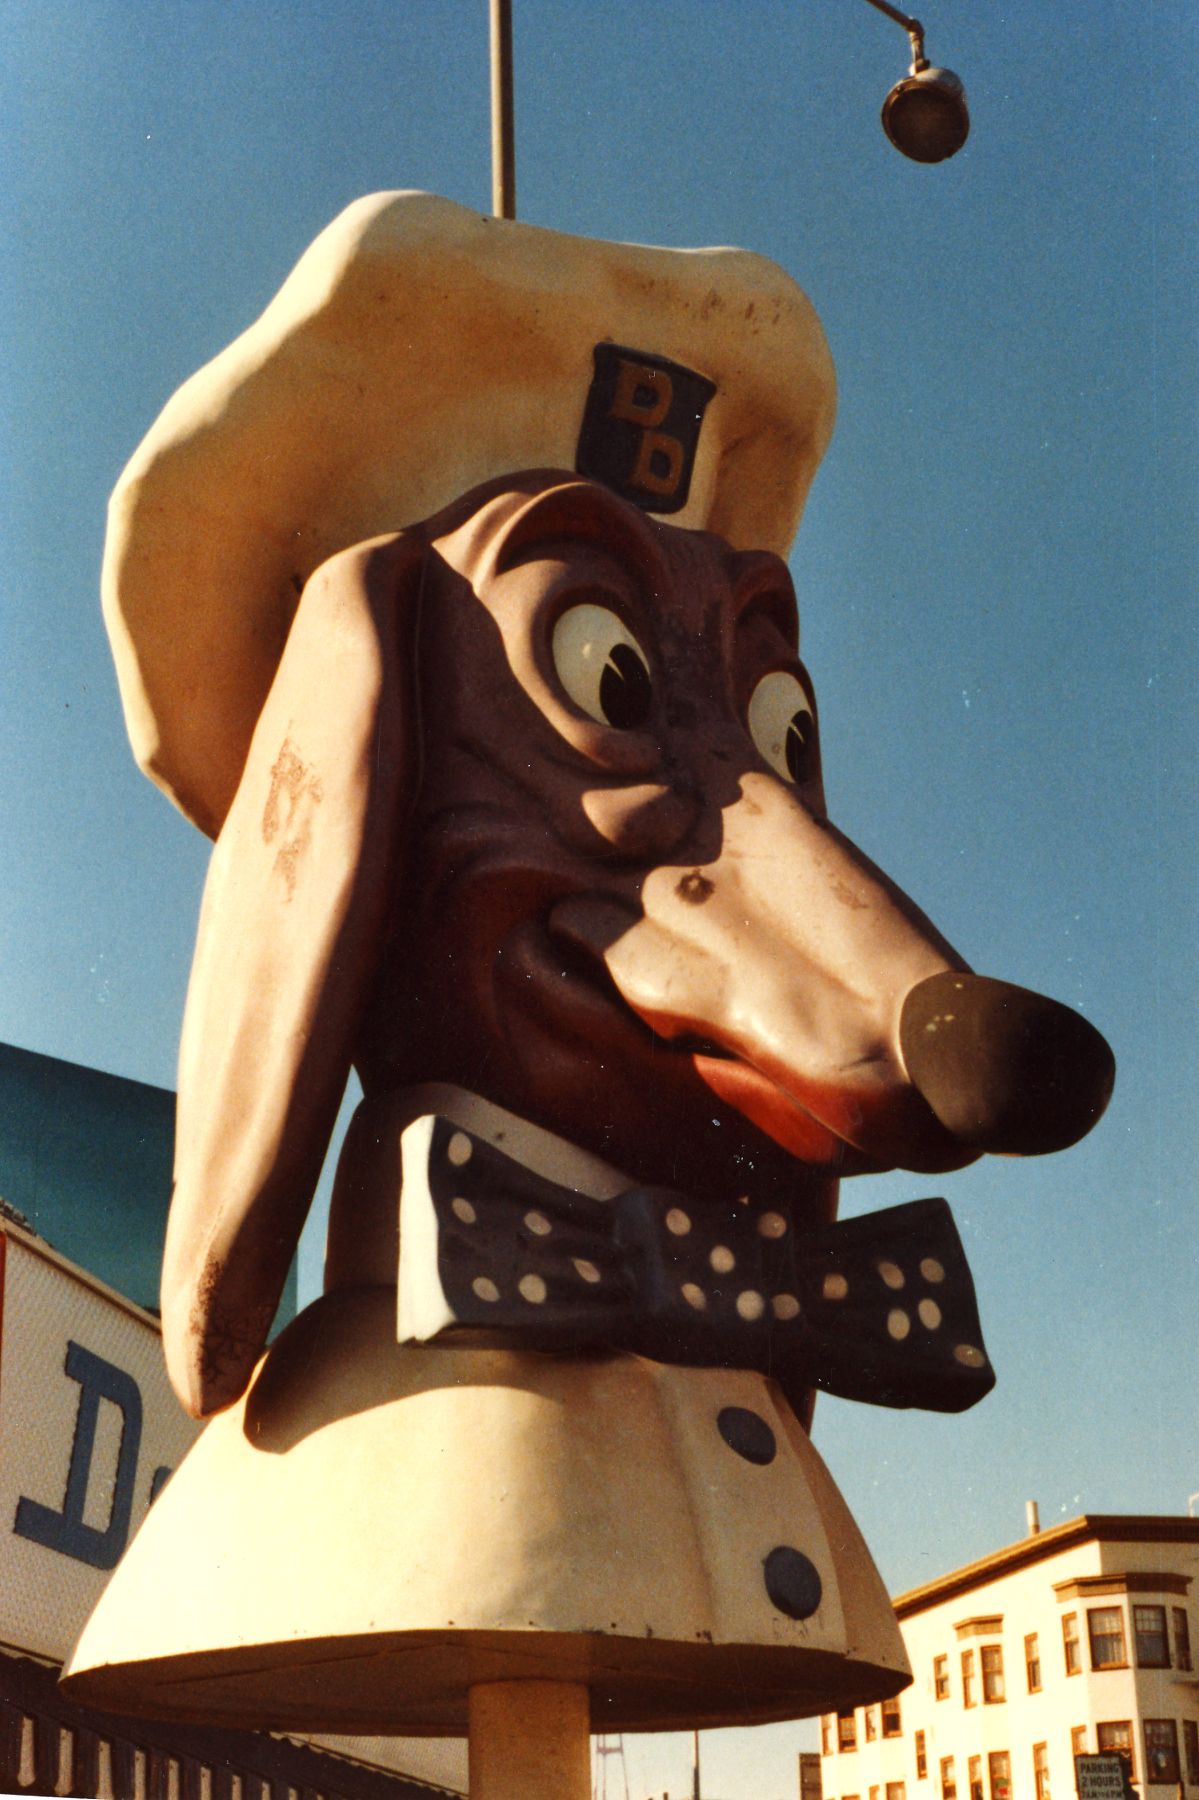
(64, 194), (1113, 1739)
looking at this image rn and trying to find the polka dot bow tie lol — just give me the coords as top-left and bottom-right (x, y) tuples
(397, 1116), (995, 1415)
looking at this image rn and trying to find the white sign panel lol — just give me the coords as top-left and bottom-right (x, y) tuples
(1075, 1754), (1129, 1800)
(0, 1221), (469, 1794)
(0, 1223), (200, 1663)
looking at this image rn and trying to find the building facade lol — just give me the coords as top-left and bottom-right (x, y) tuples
(1, 1043), (467, 1798)
(820, 1514), (1199, 1800)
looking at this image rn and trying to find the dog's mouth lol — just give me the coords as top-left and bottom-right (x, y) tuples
(511, 897), (866, 1171)
(518, 891), (990, 1178)
(548, 924), (735, 1063)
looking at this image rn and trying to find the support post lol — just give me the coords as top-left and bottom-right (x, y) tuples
(468, 1680), (590, 1799)
(489, 0), (516, 218)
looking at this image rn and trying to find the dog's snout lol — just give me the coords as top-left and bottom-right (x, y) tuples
(899, 971), (1116, 1157)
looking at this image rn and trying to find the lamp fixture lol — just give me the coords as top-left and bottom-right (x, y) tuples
(863, 0), (970, 162)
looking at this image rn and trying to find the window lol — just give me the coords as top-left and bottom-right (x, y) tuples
(987, 1751), (1011, 1800)
(1174, 1605), (1193, 1671)
(961, 1647), (976, 1707)
(1134, 1604), (1170, 1667)
(1025, 1631), (1041, 1692)
(865, 1708), (878, 1742)
(1088, 1605), (1127, 1669)
(838, 1712), (857, 1752)
(1033, 1743), (1050, 1800)
(1062, 1612), (1081, 1675)
(1183, 1720), (1199, 1785)
(916, 1732), (927, 1781)
(967, 1757), (982, 1800)
(934, 1654), (950, 1699)
(1097, 1721), (1135, 1783)
(55, 1731), (73, 1800)
(1070, 1727), (1087, 1760)
(885, 1786), (906, 1800)
(981, 1643), (1005, 1703)
(882, 1698), (902, 1739)
(1143, 1720), (1180, 1786)
(940, 1759), (956, 1800)
(822, 1717), (834, 1756)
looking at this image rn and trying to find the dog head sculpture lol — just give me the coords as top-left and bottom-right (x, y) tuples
(159, 468), (1112, 1416)
(100, 196), (1114, 1418)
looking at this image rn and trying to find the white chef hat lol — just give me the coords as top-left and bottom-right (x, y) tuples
(102, 190), (836, 835)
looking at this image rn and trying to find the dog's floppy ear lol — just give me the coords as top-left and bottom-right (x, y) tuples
(162, 534), (425, 1417)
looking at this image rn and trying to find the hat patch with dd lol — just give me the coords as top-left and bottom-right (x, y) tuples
(576, 344), (717, 514)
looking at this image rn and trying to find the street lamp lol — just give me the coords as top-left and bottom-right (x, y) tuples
(487, 0), (970, 224)
(863, 0), (971, 162)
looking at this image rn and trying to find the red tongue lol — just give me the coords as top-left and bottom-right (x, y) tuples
(693, 1044), (984, 1177)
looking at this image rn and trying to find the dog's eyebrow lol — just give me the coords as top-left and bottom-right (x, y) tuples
(492, 482), (671, 591)
(728, 550), (801, 649)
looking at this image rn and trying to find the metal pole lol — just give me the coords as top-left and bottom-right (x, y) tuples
(692, 1727), (701, 1800)
(489, 0), (516, 218)
(858, 0), (927, 69)
(468, 1680), (590, 1799)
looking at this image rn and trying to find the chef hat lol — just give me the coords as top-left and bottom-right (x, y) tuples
(102, 190), (837, 834)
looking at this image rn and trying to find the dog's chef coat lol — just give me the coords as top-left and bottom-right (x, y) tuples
(64, 1092), (911, 1734)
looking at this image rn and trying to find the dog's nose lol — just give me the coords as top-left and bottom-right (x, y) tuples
(899, 972), (1115, 1157)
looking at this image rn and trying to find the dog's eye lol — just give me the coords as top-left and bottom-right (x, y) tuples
(552, 604), (653, 729)
(748, 670), (818, 784)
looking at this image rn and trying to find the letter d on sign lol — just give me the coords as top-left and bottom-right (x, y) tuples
(609, 359), (674, 430)
(576, 343), (716, 514)
(15, 1340), (144, 1571)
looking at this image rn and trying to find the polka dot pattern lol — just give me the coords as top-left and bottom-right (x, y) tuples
(447, 1132), (473, 1167)
(430, 1119), (623, 1330)
(417, 1117), (994, 1414)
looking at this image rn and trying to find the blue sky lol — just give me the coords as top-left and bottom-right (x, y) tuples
(2, 4), (1196, 1795)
